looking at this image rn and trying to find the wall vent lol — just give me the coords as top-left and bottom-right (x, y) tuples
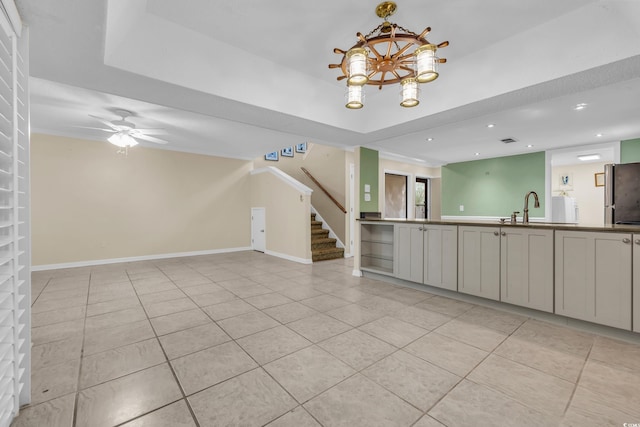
(501, 137), (517, 144)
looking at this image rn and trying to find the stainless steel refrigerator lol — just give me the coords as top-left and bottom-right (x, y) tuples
(604, 162), (640, 224)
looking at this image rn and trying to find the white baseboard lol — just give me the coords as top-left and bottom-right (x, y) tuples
(352, 269), (362, 277)
(264, 250), (313, 265)
(31, 247), (253, 271)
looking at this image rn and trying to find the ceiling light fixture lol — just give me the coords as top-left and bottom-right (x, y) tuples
(527, 144), (534, 148)
(574, 103), (587, 110)
(329, 1), (448, 109)
(596, 133), (603, 137)
(426, 137), (434, 142)
(487, 124), (495, 128)
(475, 152), (480, 156)
(577, 154), (601, 161)
(108, 132), (138, 148)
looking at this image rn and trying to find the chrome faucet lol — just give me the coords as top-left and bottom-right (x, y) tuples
(523, 191), (540, 224)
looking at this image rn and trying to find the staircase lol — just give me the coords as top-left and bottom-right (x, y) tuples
(311, 213), (344, 262)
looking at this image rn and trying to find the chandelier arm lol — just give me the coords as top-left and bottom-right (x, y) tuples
(398, 65), (414, 73)
(397, 52), (417, 61)
(367, 44), (384, 61)
(393, 42), (414, 59)
(378, 71), (388, 89)
(391, 69), (402, 80)
(417, 27), (431, 39)
(384, 40), (394, 59)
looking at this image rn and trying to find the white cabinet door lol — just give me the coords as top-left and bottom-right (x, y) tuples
(423, 225), (458, 291)
(500, 228), (554, 312)
(458, 226), (500, 300)
(634, 234), (640, 333)
(396, 224), (424, 283)
(555, 231), (632, 330)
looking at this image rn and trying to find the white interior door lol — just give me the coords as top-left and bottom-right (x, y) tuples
(251, 208), (266, 252)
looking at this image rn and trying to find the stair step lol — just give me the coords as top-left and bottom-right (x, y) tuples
(312, 238), (338, 250)
(312, 247), (344, 262)
(311, 228), (329, 237)
(310, 213), (317, 220)
(311, 221), (323, 229)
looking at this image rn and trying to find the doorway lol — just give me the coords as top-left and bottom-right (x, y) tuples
(251, 207), (266, 252)
(415, 177), (430, 219)
(384, 173), (407, 218)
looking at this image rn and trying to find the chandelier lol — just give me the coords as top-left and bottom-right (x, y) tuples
(329, 1), (448, 109)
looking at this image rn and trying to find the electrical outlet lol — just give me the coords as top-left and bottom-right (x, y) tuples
(459, 205), (464, 212)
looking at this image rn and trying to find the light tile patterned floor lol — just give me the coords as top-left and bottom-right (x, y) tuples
(12, 251), (640, 427)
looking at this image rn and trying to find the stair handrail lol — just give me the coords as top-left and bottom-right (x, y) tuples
(301, 167), (347, 214)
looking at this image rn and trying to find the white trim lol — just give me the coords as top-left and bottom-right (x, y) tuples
(0, 0), (21, 36)
(347, 162), (355, 257)
(251, 166), (313, 195)
(264, 249), (312, 264)
(441, 215), (547, 222)
(352, 269), (363, 277)
(379, 150), (440, 168)
(31, 247), (253, 271)
(311, 205), (345, 250)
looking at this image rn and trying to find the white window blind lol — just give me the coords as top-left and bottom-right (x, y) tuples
(0, 1), (29, 425)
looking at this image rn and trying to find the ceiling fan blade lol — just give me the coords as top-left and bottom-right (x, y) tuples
(74, 126), (116, 132)
(133, 134), (168, 144)
(131, 128), (167, 135)
(88, 114), (120, 131)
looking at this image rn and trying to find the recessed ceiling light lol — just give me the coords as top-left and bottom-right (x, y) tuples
(527, 144), (533, 148)
(596, 133), (603, 137)
(574, 103), (588, 110)
(577, 154), (601, 161)
(474, 152), (480, 156)
(426, 137), (433, 142)
(487, 124), (495, 128)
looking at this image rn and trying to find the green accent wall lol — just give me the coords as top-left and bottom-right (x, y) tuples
(359, 147), (379, 212)
(441, 152), (546, 217)
(620, 138), (640, 163)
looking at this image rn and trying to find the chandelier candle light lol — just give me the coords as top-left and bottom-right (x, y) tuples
(329, 1), (448, 109)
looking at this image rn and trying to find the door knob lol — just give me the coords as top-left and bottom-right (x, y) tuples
(260, 229), (265, 232)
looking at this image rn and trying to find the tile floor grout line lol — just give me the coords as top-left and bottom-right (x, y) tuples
(562, 341), (594, 416)
(71, 271), (93, 427)
(124, 268), (203, 427)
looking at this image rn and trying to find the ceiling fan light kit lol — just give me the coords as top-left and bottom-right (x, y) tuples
(86, 109), (169, 149)
(330, 1), (448, 109)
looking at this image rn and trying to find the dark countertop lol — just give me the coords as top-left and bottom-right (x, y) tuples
(358, 218), (640, 233)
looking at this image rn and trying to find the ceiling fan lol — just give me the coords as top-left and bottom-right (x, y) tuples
(84, 109), (168, 148)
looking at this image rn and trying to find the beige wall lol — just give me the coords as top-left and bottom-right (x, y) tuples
(379, 158), (441, 219)
(32, 134), (252, 266)
(250, 171), (312, 262)
(552, 161), (606, 225)
(253, 143), (347, 244)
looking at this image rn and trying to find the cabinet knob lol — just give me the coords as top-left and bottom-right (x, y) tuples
(623, 238), (631, 244)
(501, 231), (506, 236)
(635, 239), (640, 245)
(493, 231), (499, 236)
(418, 227), (423, 231)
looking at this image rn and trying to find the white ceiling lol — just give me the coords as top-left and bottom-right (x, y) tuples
(16, 0), (640, 165)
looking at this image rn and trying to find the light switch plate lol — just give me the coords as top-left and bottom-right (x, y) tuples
(364, 193), (371, 202)
(364, 184), (371, 192)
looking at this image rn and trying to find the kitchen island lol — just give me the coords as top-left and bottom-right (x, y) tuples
(358, 219), (640, 334)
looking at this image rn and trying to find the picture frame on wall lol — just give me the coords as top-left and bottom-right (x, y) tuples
(265, 151), (278, 161)
(295, 142), (307, 153)
(281, 147), (294, 157)
(559, 173), (573, 189)
(594, 172), (605, 187)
